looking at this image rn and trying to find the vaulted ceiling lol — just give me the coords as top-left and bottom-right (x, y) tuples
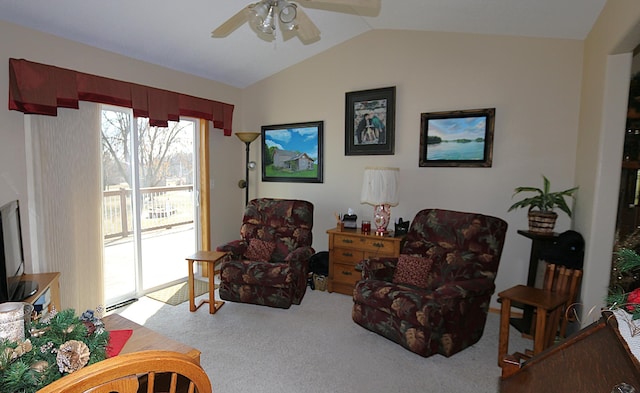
(0, 0), (607, 88)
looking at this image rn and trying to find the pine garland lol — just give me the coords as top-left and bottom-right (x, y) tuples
(0, 308), (109, 393)
(607, 248), (640, 320)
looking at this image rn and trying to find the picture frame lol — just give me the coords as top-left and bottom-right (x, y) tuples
(261, 121), (323, 183)
(419, 108), (495, 167)
(345, 86), (396, 155)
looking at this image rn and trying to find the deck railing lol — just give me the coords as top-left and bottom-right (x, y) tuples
(103, 185), (194, 239)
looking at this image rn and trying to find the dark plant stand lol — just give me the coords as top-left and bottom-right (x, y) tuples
(511, 230), (560, 335)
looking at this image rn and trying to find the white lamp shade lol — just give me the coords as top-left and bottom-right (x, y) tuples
(360, 167), (399, 206)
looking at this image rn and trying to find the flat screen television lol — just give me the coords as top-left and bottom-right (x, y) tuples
(0, 200), (38, 302)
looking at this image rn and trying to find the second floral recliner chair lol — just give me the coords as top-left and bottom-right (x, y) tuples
(352, 208), (508, 357)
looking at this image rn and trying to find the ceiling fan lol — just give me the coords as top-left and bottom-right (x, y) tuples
(211, 0), (381, 44)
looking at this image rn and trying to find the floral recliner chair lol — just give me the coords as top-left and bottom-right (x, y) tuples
(352, 208), (508, 357)
(216, 198), (314, 309)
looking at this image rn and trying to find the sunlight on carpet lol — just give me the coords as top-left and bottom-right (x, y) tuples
(146, 279), (215, 305)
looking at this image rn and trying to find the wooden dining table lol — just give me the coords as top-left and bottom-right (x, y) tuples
(102, 313), (201, 365)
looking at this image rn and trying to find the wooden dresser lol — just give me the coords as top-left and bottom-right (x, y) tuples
(326, 227), (402, 295)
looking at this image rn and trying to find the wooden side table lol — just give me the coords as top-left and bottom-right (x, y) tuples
(185, 251), (228, 314)
(326, 227), (403, 295)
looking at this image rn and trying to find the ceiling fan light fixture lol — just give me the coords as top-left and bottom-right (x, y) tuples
(249, 1), (272, 34)
(279, 2), (297, 31)
(250, 1), (270, 20)
(257, 4), (276, 34)
(214, 0), (337, 43)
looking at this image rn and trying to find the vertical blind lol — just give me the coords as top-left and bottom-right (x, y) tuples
(30, 103), (104, 311)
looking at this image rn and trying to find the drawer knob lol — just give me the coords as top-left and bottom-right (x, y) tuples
(373, 242), (385, 248)
(341, 271), (352, 276)
(341, 238), (353, 244)
(342, 252), (353, 257)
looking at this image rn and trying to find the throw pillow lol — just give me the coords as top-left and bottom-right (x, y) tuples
(392, 254), (433, 288)
(244, 238), (275, 261)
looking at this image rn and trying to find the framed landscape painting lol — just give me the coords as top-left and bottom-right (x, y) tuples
(345, 86), (395, 155)
(419, 108), (495, 167)
(262, 121), (323, 183)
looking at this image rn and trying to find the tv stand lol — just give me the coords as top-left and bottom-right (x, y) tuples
(11, 280), (38, 301)
(21, 273), (60, 313)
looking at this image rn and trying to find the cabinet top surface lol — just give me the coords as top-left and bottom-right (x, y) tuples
(327, 227), (402, 241)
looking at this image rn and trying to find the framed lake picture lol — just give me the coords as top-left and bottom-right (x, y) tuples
(419, 108), (495, 167)
(262, 121), (323, 183)
(345, 86), (395, 155)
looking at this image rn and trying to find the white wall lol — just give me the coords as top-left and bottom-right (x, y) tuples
(240, 29), (584, 307)
(575, 0), (640, 325)
(0, 20), (244, 283)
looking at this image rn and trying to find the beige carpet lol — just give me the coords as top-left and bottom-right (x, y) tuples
(146, 280), (214, 305)
(117, 289), (533, 393)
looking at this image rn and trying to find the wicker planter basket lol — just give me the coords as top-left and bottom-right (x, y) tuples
(527, 211), (558, 233)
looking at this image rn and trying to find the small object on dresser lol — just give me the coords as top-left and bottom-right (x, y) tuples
(361, 220), (371, 235)
(342, 214), (357, 229)
(394, 218), (410, 237)
(334, 212), (345, 231)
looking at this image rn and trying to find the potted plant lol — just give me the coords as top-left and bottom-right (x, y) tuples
(508, 175), (578, 233)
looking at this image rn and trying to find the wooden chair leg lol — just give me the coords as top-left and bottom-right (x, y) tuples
(498, 297), (512, 367)
(545, 304), (565, 348)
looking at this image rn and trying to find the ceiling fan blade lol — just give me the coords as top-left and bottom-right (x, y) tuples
(294, 7), (321, 43)
(297, 0), (380, 10)
(211, 5), (252, 38)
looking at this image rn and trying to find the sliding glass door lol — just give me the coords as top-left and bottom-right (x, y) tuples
(101, 107), (199, 306)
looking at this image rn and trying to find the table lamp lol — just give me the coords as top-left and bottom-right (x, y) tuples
(360, 167), (399, 235)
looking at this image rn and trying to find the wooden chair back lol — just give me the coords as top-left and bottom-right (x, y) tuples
(540, 263), (583, 346)
(37, 350), (212, 393)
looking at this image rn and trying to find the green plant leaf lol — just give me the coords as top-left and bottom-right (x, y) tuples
(508, 175), (578, 216)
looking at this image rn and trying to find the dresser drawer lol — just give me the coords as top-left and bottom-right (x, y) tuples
(333, 234), (360, 248)
(332, 262), (360, 286)
(333, 247), (365, 264)
(327, 228), (403, 296)
(333, 233), (398, 255)
(362, 238), (398, 256)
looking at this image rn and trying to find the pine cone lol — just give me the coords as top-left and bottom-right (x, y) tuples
(56, 340), (90, 373)
(30, 360), (49, 373)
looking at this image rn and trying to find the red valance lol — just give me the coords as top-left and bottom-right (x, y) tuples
(8, 58), (234, 135)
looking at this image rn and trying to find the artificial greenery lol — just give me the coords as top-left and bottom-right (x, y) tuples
(611, 228), (640, 292)
(0, 308), (109, 393)
(508, 175), (579, 217)
(607, 247), (640, 320)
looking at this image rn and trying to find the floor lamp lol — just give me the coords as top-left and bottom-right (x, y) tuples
(235, 132), (261, 206)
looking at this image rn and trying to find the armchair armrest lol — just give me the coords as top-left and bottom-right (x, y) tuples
(216, 240), (247, 259)
(285, 246), (315, 273)
(357, 257), (398, 281)
(422, 277), (497, 344)
(433, 277), (496, 300)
